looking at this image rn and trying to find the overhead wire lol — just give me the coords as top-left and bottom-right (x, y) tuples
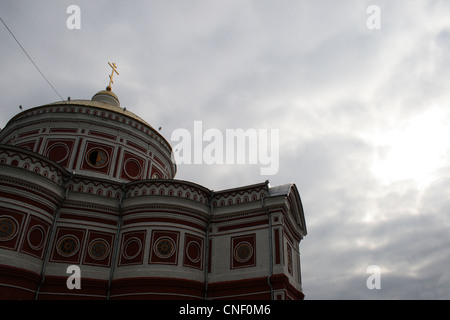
(0, 16), (64, 101)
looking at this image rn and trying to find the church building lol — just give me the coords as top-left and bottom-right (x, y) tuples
(0, 68), (307, 299)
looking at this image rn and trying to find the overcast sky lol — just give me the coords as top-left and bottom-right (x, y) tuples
(1, 0), (450, 299)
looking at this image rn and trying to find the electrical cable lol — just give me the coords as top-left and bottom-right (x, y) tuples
(0, 16), (64, 101)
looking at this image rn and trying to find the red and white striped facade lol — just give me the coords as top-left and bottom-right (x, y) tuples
(0, 88), (307, 300)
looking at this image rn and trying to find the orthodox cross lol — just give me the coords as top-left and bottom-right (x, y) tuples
(107, 62), (119, 90)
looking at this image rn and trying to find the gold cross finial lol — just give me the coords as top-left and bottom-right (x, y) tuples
(107, 62), (119, 91)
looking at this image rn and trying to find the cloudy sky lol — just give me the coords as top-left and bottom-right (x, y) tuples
(1, 0), (450, 299)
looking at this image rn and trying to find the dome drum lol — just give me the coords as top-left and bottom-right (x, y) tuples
(0, 97), (176, 182)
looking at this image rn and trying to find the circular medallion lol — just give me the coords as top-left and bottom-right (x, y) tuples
(234, 242), (253, 263)
(47, 143), (69, 163)
(123, 237), (142, 260)
(186, 241), (201, 263)
(57, 235), (79, 257)
(27, 225), (46, 250)
(89, 239), (110, 260)
(86, 148), (109, 168)
(154, 237), (175, 259)
(124, 158), (142, 179)
(0, 216), (17, 241)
